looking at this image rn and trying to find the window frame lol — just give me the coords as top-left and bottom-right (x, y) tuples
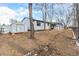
(37, 21), (41, 26)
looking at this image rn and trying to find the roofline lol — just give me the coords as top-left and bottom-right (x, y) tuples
(21, 17), (29, 22)
(21, 17), (50, 23)
(21, 17), (63, 25)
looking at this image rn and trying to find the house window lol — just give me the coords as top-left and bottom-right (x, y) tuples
(37, 21), (41, 26)
(48, 23), (49, 26)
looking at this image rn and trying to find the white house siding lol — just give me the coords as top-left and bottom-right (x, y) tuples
(22, 18), (30, 30)
(10, 23), (27, 33)
(10, 24), (17, 33)
(45, 23), (50, 29)
(33, 21), (50, 30)
(16, 24), (25, 32)
(54, 24), (64, 30)
(22, 18), (51, 31)
(33, 21), (44, 30)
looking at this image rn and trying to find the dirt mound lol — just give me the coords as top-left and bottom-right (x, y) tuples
(25, 44), (61, 56)
(0, 29), (79, 55)
(0, 41), (25, 56)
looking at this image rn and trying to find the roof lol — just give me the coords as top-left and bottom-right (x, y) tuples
(21, 17), (51, 23)
(21, 17), (62, 25)
(21, 17), (29, 22)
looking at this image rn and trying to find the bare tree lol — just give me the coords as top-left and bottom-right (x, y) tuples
(69, 3), (79, 46)
(53, 4), (72, 29)
(34, 3), (48, 30)
(73, 3), (79, 45)
(34, 3), (72, 29)
(29, 3), (34, 39)
(47, 4), (54, 22)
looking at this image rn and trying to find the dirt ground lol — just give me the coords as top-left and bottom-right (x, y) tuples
(0, 29), (79, 56)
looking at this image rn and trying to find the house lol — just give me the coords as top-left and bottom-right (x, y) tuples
(22, 17), (55, 31)
(22, 18), (51, 31)
(10, 20), (27, 33)
(9, 17), (56, 33)
(0, 17), (63, 34)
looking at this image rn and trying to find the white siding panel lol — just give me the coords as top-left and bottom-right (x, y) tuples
(16, 24), (25, 32)
(45, 23), (50, 29)
(34, 21), (44, 30)
(10, 24), (17, 33)
(10, 24), (28, 33)
(22, 19), (30, 30)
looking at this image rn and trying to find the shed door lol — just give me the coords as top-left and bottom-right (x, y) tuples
(16, 25), (25, 32)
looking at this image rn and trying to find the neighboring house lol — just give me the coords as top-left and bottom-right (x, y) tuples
(0, 24), (10, 34)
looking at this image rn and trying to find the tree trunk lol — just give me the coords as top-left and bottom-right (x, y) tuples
(76, 4), (79, 42)
(29, 3), (34, 39)
(44, 3), (47, 30)
(72, 3), (79, 46)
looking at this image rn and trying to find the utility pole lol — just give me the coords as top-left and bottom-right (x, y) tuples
(29, 3), (34, 39)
